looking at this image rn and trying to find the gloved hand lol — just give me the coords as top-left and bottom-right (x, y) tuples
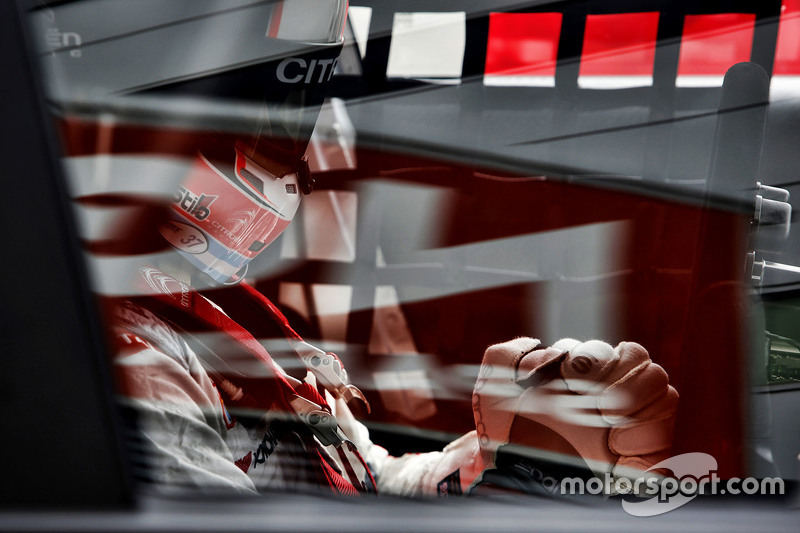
(471, 337), (678, 492)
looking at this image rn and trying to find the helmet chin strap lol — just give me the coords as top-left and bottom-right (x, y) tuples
(157, 258), (192, 286)
(222, 263), (249, 286)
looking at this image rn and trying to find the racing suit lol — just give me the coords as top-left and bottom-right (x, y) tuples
(111, 279), (480, 496)
(110, 268), (677, 497)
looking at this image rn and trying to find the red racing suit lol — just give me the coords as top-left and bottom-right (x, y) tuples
(109, 267), (677, 497)
(110, 269), (482, 496)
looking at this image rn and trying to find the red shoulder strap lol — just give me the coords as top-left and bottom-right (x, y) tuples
(132, 268), (376, 494)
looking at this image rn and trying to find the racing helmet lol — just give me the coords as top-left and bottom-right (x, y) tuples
(159, 139), (308, 282)
(37, 0), (350, 283)
(150, 0), (349, 282)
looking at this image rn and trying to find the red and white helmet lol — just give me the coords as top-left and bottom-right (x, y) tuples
(136, 0), (350, 282)
(159, 142), (307, 282)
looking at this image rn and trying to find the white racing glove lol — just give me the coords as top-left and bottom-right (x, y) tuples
(371, 337), (678, 497)
(467, 337), (679, 494)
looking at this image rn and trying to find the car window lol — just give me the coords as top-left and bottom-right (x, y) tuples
(19, 0), (800, 518)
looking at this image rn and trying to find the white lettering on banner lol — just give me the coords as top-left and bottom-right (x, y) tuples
(277, 57), (340, 84)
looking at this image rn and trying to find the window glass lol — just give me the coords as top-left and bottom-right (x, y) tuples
(21, 0), (800, 513)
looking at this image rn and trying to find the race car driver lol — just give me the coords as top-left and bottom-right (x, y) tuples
(41, 0), (680, 497)
(107, 121), (679, 496)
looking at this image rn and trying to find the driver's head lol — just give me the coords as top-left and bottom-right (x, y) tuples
(136, 0), (350, 282)
(159, 139), (308, 283)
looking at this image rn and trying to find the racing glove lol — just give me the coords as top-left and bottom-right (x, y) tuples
(469, 337), (679, 494)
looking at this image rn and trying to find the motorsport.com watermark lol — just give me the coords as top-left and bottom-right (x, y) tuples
(556, 453), (785, 517)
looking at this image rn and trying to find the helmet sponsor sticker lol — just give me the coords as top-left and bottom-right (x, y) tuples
(174, 186), (218, 221)
(160, 219), (209, 254)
